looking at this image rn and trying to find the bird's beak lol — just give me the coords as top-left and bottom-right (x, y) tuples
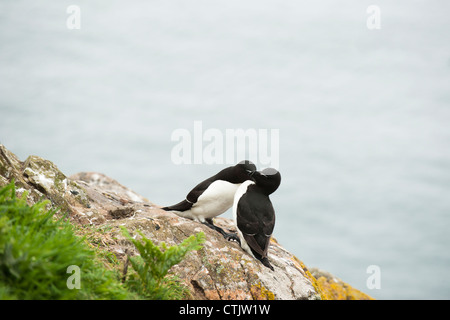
(246, 169), (255, 176)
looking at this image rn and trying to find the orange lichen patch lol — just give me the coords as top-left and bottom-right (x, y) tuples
(290, 256), (327, 300)
(310, 268), (374, 300)
(269, 237), (279, 245)
(315, 276), (374, 300)
(250, 282), (275, 300)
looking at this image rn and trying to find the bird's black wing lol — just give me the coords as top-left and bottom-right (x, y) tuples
(185, 166), (238, 202)
(185, 178), (214, 203)
(162, 173), (219, 211)
(236, 188), (275, 259)
(163, 166), (235, 211)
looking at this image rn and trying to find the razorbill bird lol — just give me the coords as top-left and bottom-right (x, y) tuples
(161, 161), (256, 236)
(230, 167), (281, 271)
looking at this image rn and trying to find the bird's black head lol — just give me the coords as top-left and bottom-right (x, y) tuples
(232, 160), (257, 183)
(251, 168), (281, 195)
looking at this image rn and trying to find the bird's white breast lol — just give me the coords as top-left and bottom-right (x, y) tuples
(232, 180), (255, 222)
(191, 180), (241, 220)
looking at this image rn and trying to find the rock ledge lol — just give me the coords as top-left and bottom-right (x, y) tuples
(0, 144), (373, 300)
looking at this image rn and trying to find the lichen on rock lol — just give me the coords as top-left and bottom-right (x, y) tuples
(310, 268), (374, 300)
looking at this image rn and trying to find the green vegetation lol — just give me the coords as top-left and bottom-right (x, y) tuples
(0, 181), (204, 299)
(122, 228), (205, 299)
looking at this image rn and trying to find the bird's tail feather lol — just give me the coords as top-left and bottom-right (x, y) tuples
(161, 199), (193, 212)
(260, 257), (274, 271)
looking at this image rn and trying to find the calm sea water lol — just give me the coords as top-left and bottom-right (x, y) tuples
(1, 0), (450, 299)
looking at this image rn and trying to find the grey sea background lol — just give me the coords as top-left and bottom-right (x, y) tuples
(1, 1), (449, 299)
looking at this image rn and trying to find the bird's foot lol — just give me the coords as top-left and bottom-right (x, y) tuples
(203, 219), (241, 244)
(223, 232), (241, 244)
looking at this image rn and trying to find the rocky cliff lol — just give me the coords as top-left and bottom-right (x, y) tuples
(0, 144), (373, 300)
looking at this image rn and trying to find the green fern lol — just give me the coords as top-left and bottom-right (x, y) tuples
(121, 227), (205, 299)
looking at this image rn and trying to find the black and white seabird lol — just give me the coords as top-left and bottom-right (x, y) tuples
(161, 161), (256, 236)
(230, 167), (281, 271)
